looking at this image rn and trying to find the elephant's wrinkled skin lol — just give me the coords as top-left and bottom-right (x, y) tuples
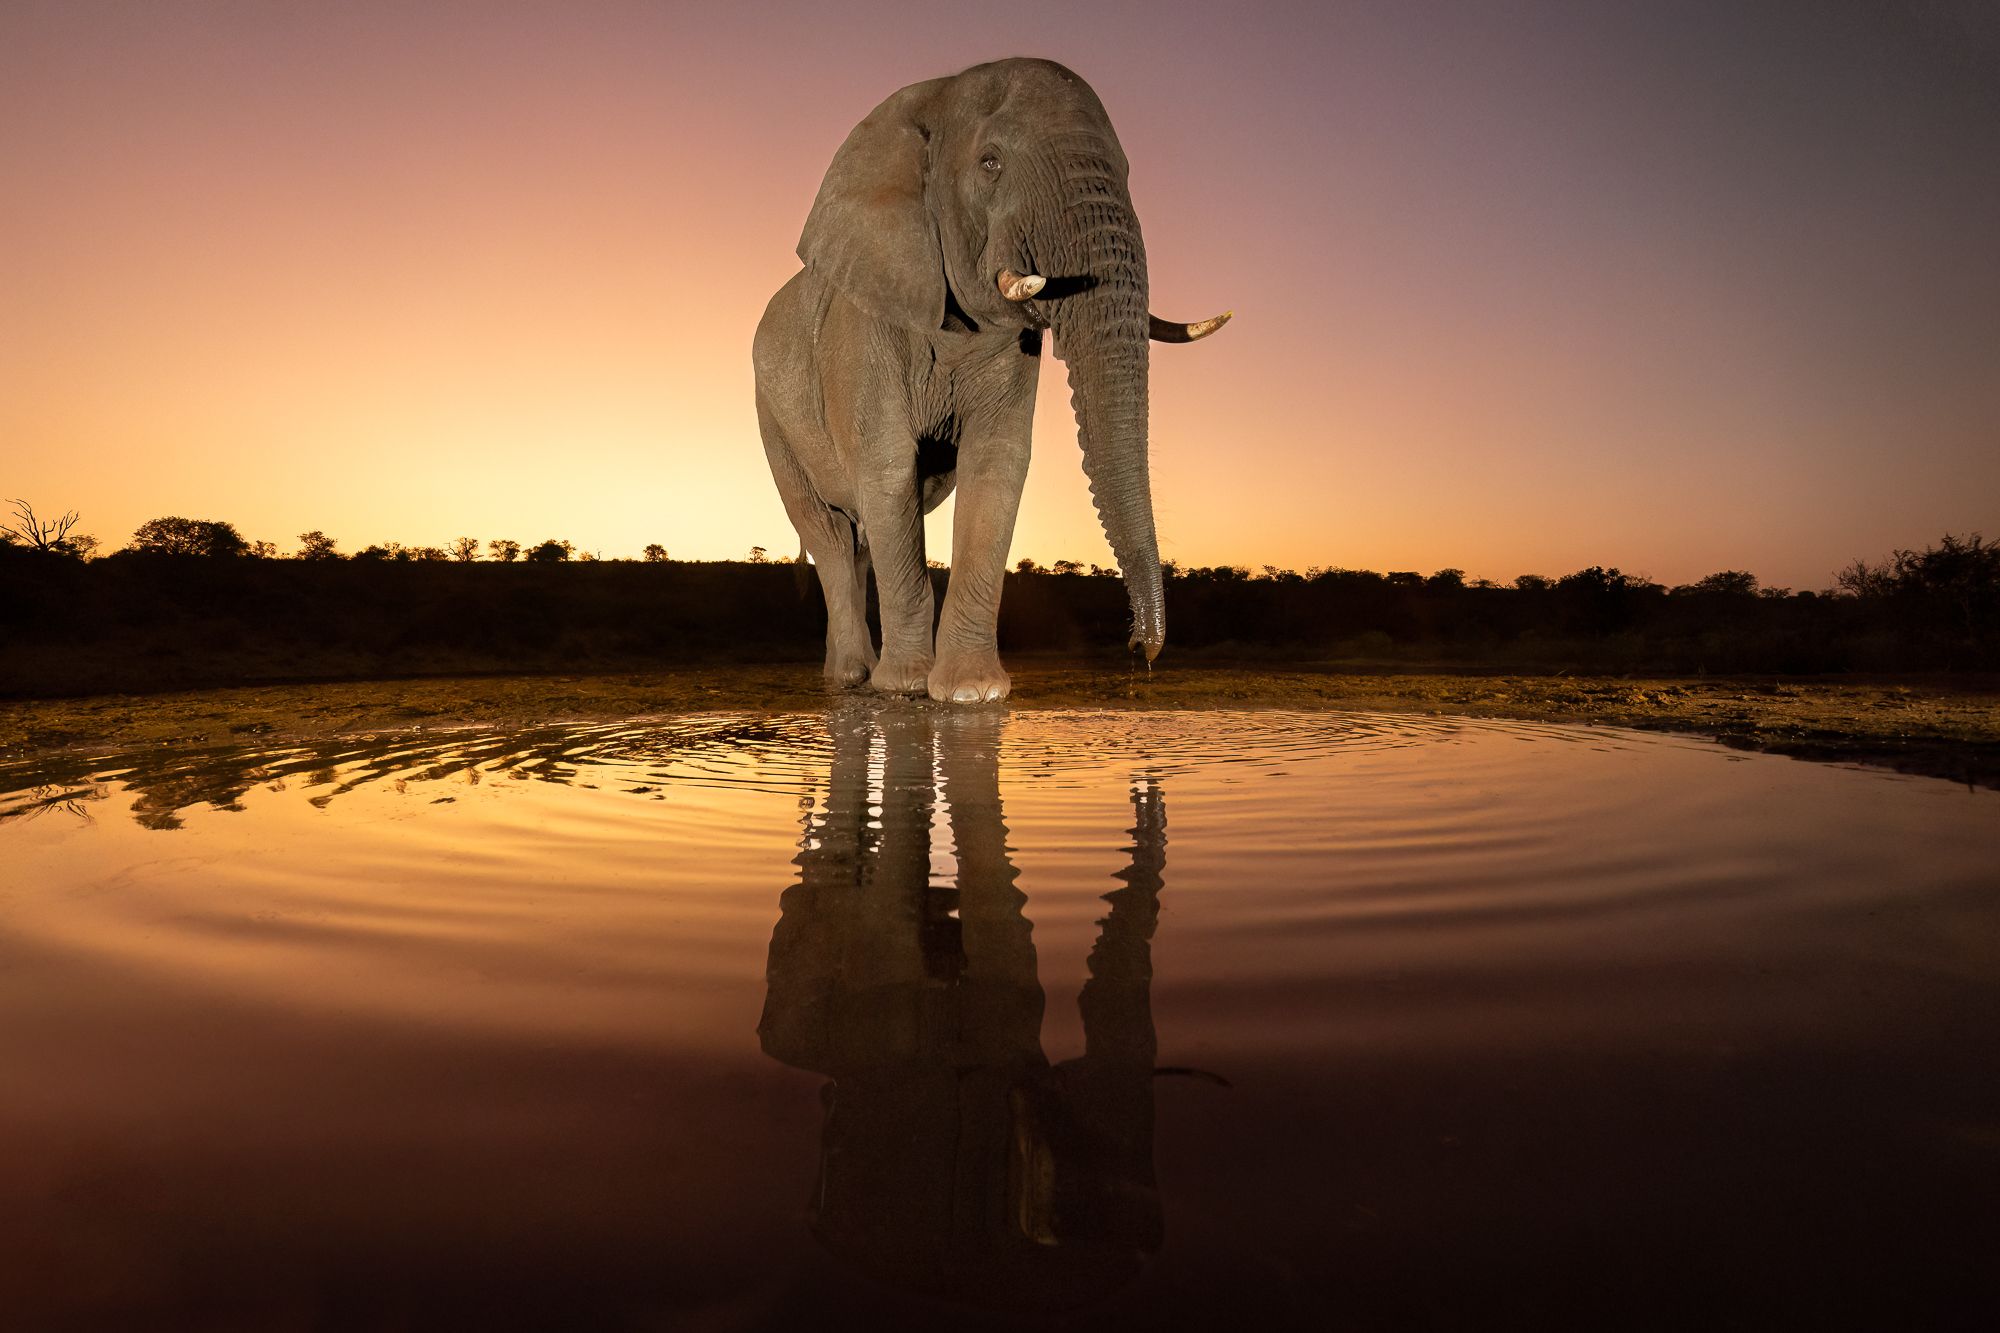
(753, 58), (1226, 702)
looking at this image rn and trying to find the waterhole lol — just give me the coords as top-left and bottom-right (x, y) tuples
(2, 703), (1995, 1328)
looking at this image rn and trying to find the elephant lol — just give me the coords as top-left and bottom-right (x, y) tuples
(753, 57), (1229, 703)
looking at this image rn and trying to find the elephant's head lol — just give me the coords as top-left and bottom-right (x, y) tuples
(797, 58), (1228, 661)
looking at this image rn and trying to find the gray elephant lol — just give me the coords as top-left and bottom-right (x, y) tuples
(753, 58), (1228, 702)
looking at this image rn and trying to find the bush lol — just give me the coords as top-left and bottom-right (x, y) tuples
(1837, 533), (1997, 666)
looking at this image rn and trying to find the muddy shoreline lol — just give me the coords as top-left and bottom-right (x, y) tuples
(4, 661), (1998, 789)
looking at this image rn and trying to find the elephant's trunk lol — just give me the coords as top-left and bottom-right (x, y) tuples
(1063, 311), (1163, 661)
(1037, 148), (1164, 660)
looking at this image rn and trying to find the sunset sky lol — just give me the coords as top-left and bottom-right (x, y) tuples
(3, 0), (1995, 590)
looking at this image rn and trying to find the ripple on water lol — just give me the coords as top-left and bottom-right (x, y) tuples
(0, 705), (1989, 1046)
(0, 705), (1630, 827)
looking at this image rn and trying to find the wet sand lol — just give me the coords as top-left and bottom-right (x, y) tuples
(4, 661), (1998, 788)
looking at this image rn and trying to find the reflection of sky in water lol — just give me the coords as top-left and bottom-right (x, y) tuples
(2, 705), (1997, 1327)
(759, 710), (1170, 1308)
(0, 706), (1633, 830)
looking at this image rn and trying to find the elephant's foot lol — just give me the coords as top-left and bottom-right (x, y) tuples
(869, 652), (934, 695)
(928, 648), (1011, 704)
(823, 640), (877, 689)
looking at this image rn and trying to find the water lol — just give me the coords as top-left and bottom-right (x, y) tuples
(2, 704), (1996, 1330)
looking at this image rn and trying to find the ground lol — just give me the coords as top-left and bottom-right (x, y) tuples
(3, 661), (1997, 789)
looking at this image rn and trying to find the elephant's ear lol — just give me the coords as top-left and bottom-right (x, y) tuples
(798, 77), (949, 332)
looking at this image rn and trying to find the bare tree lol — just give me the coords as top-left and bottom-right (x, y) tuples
(3, 498), (84, 553)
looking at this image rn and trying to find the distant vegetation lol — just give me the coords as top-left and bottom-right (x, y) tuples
(1, 504), (1994, 696)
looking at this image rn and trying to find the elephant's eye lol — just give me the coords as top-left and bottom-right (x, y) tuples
(980, 154), (1002, 174)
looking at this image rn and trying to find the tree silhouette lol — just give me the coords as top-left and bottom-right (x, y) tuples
(525, 539), (572, 563)
(1673, 571), (1759, 596)
(128, 516), (249, 557)
(488, 539), (521, 563)
(644, 544), (668, 562)
(449, 536), (480, 562)
(296, 530), (340, 560)
(3, 499), (94, 557)
(1838, 533), (1997, 651)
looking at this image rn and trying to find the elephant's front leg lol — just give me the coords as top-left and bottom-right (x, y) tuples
(931, 420), (1032, 703)
(856, 441), (935, 695)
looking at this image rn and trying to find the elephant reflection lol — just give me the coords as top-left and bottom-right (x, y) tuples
(758, 706), (1167, 1311)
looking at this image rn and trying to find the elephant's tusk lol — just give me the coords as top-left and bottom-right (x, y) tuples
(998, 269), (1046, 301)
(1148, 310), (1233, 343)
